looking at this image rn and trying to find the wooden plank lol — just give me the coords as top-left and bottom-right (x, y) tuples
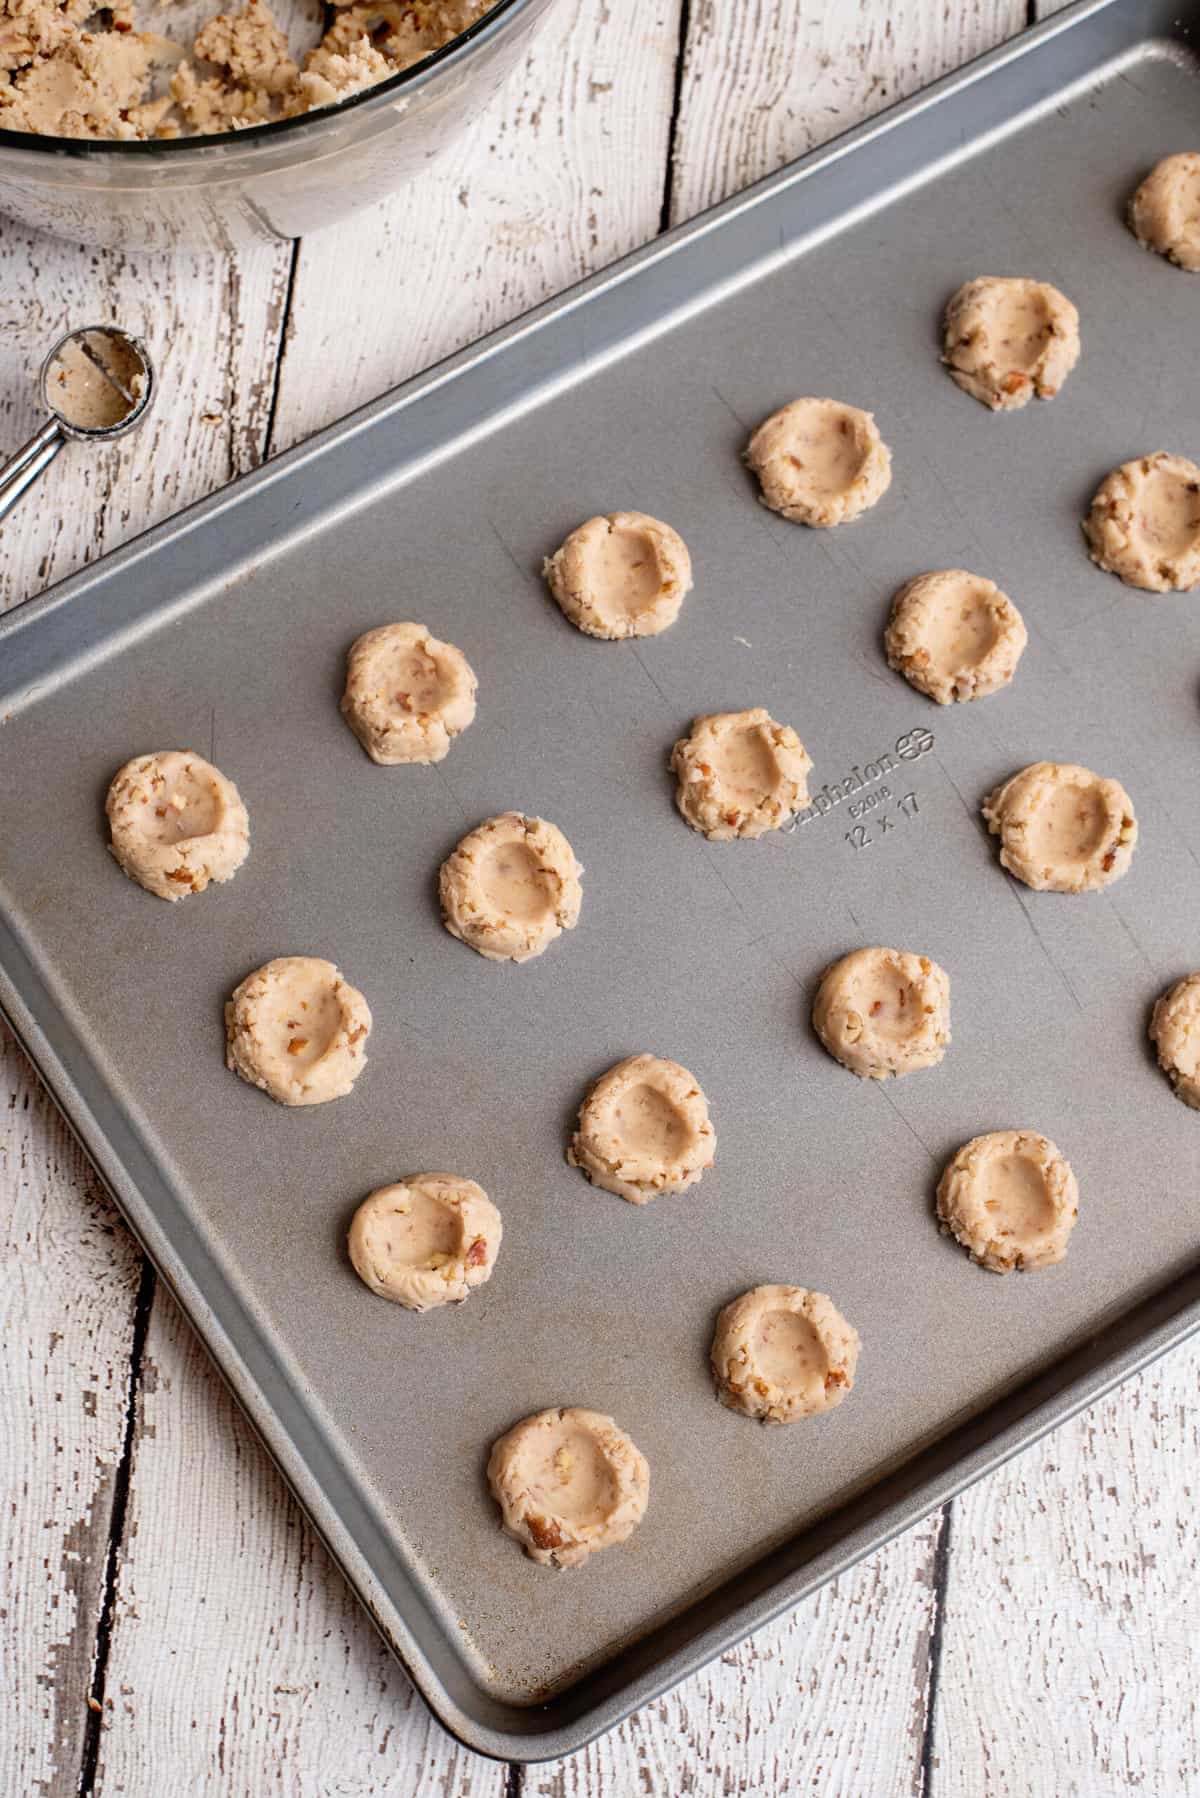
(268, 0), (685, 452)
(0, 233), (291, 612)
(87, 4), (685, 1788)
(93, 1289), (502, 1796)
(667, 0), (1028, 224)
(0, 1021), (143, 1798)
(530, 1518), (944, 1798)
(933, 1342), (1200, 1797)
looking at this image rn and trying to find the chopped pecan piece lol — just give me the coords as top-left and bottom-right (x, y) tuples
(525, 1514), (564, 1551)
(464, 1235), (488, 1268)
(287, 1037), (309, 1056)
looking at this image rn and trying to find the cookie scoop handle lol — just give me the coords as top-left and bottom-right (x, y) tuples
(0, 419), (64, 523)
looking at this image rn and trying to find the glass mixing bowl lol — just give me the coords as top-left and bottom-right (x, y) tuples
(0, 0), (556, 250)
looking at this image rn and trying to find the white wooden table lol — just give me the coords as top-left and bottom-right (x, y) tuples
(3, 3), (1198, 1792)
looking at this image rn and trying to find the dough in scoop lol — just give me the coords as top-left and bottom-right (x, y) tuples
(543, 511), (693, 639)
(812, 947), (950, 1080)
(348, 1174), (502, 1310)
(1128, 153), (1200, 273)
(567, 1053), (716, 1204)
(670, 708), (813, 840)
(225, 956), (371, 1106)
(340, 621), (477, 764)
(487, 1407), (649, 1568)
(106, 750), (249, 901)
(981, 761), (1137, 893)
(936, 1130), (1078, 1273)
(1149, 973), (1200, 1110)
(711, 1285), (860, 1423)
(884, 569), (1027, 704)
(941, 276), (1080, 410)
(744, 397), (892, 527)
(439, 811), (582, 962)
(1082, 453), (1200, 593)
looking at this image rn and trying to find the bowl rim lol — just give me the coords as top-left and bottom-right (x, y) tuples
(0, 0), (530, 161)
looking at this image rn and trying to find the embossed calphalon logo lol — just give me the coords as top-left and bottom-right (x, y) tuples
(790, 727), (935, 829)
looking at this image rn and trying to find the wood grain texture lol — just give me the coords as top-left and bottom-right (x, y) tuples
(268, 0), (684, 452)
(93, 1289), (501, 1797)
(529, 1517), (943, 1798)
(0, 234), (290, 611)
(934, 1340), (1200, 1798)
(668, 0), (1027, 224)
(0, 1023), (142, 1798)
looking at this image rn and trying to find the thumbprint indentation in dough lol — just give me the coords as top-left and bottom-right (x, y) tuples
(1128, 152), (1200, 273)
(611, 1081), (691, 1159)
(258, 971), (343, 1074)
(478, 838), (553, 923)
(885, 571), (1027, 706)
(106, 750), (249, 901)
(340, 622), (477, 764)
(709, 722), (783, 805)
(751, 1307), (828, 1396)
(1024, 780), (1109, 872)
(584, 521), (663, 613)
(983, 1152), (1059, 1237)
(1150, 972), (1200, 1110)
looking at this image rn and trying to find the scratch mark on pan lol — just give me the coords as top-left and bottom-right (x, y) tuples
(1105, 898), (1156, 976)
(1007, 881), (1085, 1015)
(874, 1080), (939, 1167)
(488, 517), (538, 591)
(631, 645), (671, 709)
(209, 705), (215, 765)
(933, 752), (981, 828)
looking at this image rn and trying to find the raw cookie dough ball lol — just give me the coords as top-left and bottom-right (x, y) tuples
(812, 947), (951, 1080)
(439, 811), (582, 963)
(981, 761), (1137, 893)
(567, 1053), (716, 1205)
(1082, 453), (1200, 593)
(744, 397), (892, 528)
(1149, 973), (1200, 1110)
(936, 1130), (1079, 1273)
(340, 621), (477, 765)
(669, 708), (813, 840)
(543, 511), (693, 639)
(1128, 153), (1200, 273)
(225, 956), (371, 1107)
(711, 1285), (860, 1424)
(106, 750), (249, 901)
(884, 569), (1027, 705)
(486, 1407), (650, 1568)
(348, 1174), (502, 1311)
(941, 276), (1080, 410)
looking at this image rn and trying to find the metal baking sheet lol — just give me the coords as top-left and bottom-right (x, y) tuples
(3, 0), (1199, 1760)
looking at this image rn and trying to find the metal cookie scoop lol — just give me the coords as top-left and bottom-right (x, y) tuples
(0, 325), (154, 523)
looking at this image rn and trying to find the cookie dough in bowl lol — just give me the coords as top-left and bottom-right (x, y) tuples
(711, 1285), (860, 1424)
(936, 1130), (1079, 1273)
(981, 761), (1137, 893)
(1149, 973), (1200, 1110)
(670, 708), (812, 840)
(744, 397), (892, 528)
(884, 569), (1027, 704)
(106, 750), (249, 901)
(439, 812), (582, 963)
(487, 1407), (650, 1568)
(1128, 153), (1200, 273)
(567, 1054), (716, 1204)
(543, 512), (693, 639)
(225, 956), (371, 1106)
(1082, 453), (1200, 593)
(812, 947), (950, 1080)
(341, 622), (477, 765)
(348, 1175), (502, 1310)
(941, 277), (1080, 411)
